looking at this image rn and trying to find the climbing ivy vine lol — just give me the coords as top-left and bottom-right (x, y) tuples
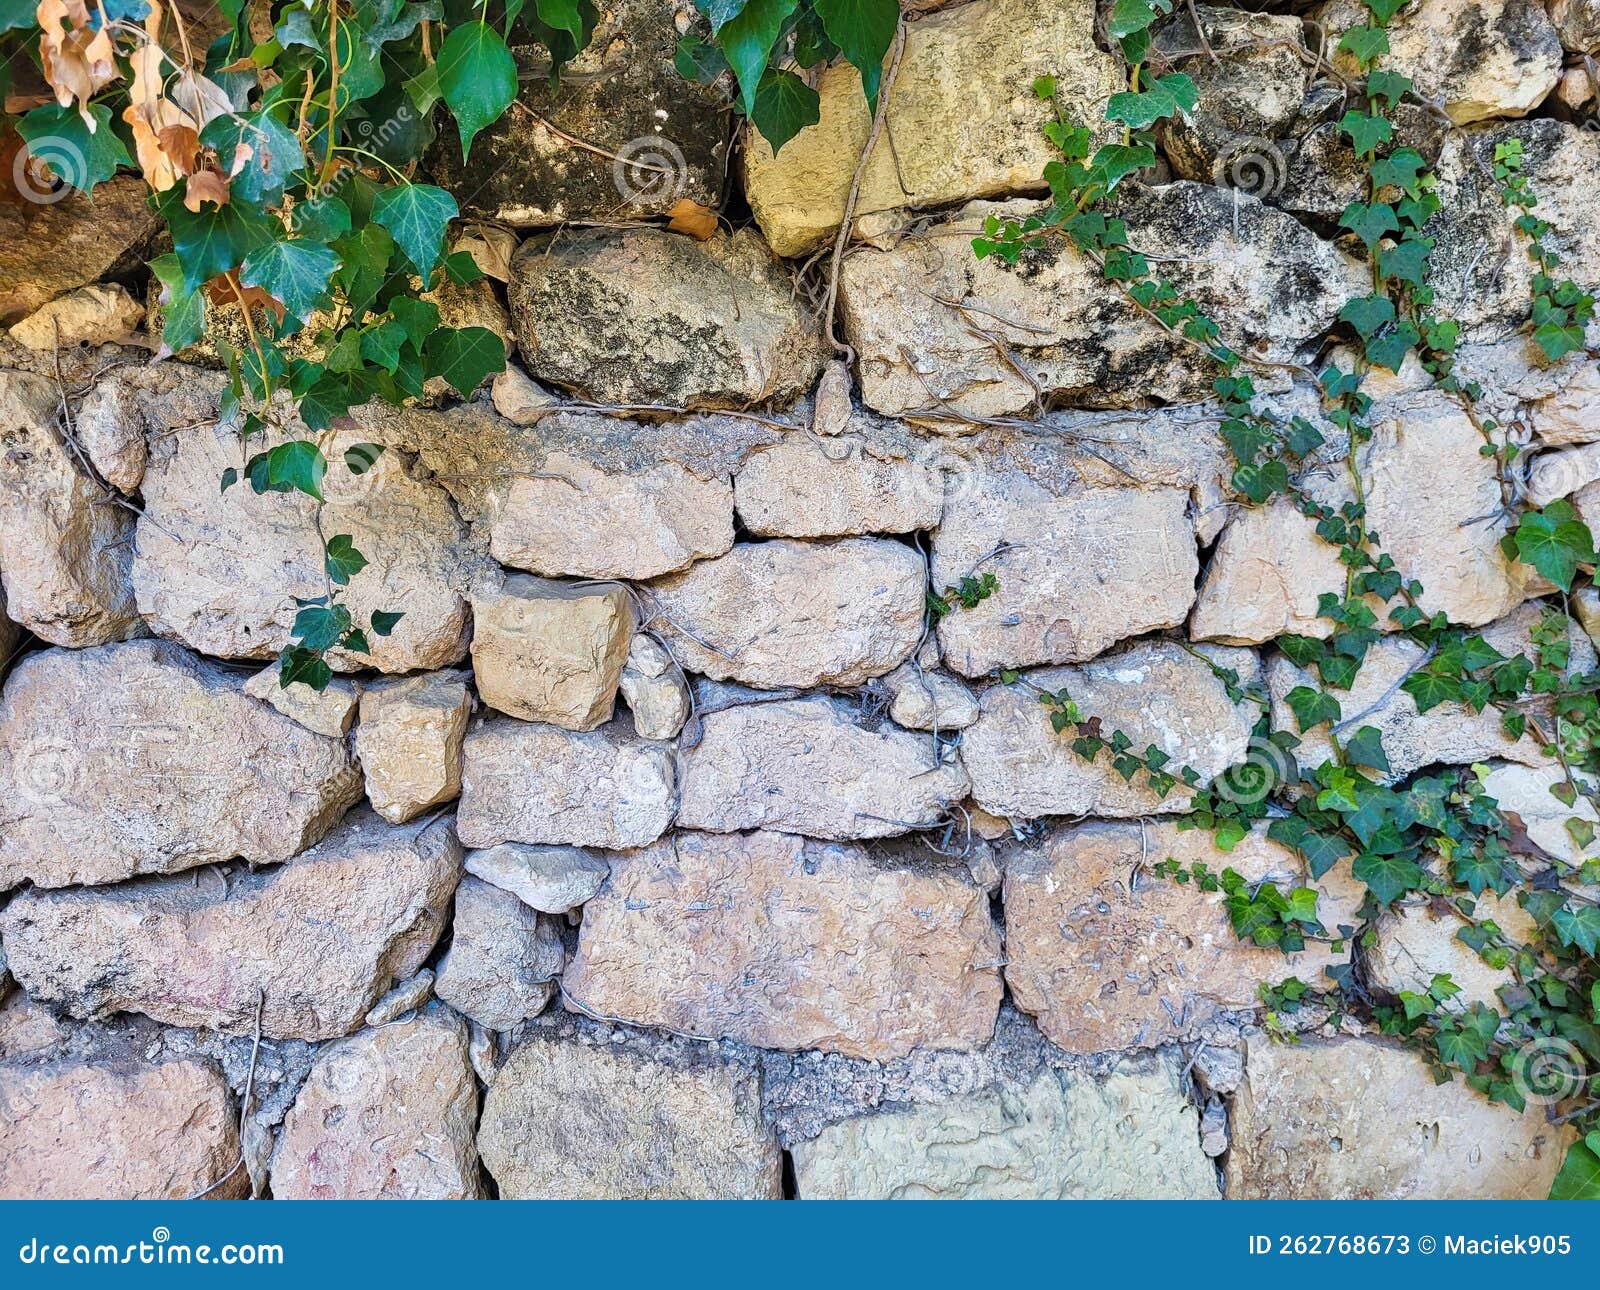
(976, 0), (1600, 1198)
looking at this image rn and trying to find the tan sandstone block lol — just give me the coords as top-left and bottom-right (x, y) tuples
(565, 829), (1002, 1060)
(355, 669), (473, 822)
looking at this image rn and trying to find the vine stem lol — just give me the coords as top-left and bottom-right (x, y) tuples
(822, 19), (908, 361)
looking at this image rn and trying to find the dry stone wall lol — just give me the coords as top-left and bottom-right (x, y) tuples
(0, 0), (1592, 1200)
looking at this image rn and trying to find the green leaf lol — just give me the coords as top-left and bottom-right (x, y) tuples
(16, 102), (131, 194)
(1402, 669), (1460, 713)
(371, 609), (406, 636)
(714, 0), (799, 117)
(291, 603), (352, 653)
(1093, 143), (1156, 192)
(1338, 23), (1390, 64)
(201, 109), (305, 206)
(1352, 851), (1423, 905)
(0, 0), (38, 30)
(1550, 1134), (1600, 1200)
(278, 645), (333, 692)
(1285, 685), (1341, 731)
(750, 68), (822, 155)
(239, 239), (340, 322)
(372, 184), (458, 288)
(534, 0), (588, 38)
(424, 326), (507, 397)
(344, 443), (385, 475)
(1338, 110), (1392, 156)
(1339, 294), (1396, 339)
(1106, 0), (1164, 38)
(1507, 498), (1597, 592)
(1533, 320), (1587, 362)
(149, 254), (206, 354)
(814, 0), (898, 114)
(437, 21), (518, 160)
(1106, 74), (1197, 130)
(323, 533), (369, 586)
(250, 440), (327, 502)
(1339, 201), (1400, 250)
(1343, 725), (1391, 774)
(160, 192), (275, 292)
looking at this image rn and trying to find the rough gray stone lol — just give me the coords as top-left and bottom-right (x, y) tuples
(465, 843), (610, 914)
(433, 876), (564, 1032)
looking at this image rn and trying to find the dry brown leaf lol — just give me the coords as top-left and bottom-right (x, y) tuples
(182, 167), (229, 211)
(156, 122), (201, 175)
(37, 0), (122, 127)
(203, 277), (285, 324)
(123, 41), (183, 191)
(665, 198), (719, 241)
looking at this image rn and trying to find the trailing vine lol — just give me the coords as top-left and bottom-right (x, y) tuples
(977, 0), (1600, 1198)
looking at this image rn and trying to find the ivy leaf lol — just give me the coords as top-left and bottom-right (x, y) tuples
(323, 534), (369, 586)
(1352, 851), (1423, 905)
(533, 0), (588, 39)
(1285, 685), (1341, 731)
(1106, 0), (1165, 37)
(372, 184), (458, 288)
(344, 443), (385, 475)
(1402, 669), (1460, 713)
(1338, 110), (1392, 156)
(201, 109), (305, 206)
(424, 326), (507, 397)
(291, 603), (352, 653)
(149, 253), (206, 354)
(0, 0), (38, 29)
(160, 192), (275, 292)
(1533, 320), (1587, 362)
(1550, 1134), (1600, 1200)
(1339, 293), (1396, 339)
(1343, 725), (1391, 774)
(1337, 23), (1390, 64)
(714, 0), (799, 117)
(675, 35), (730, 83)
(1093, 143), (1156, 192)
(437, 21), (518, 160)
(750, 68), (821, 155)
(1506, 498), (1597, 592)
(250, 440), (327, 502)
(278, 645), (333, 692)
(814, 0), (898, 115)
(371, 609), (405, 636)
(1339, 201), (1400, 250)
(239, 239), (340, 323)
(1107, 74), (1197, 130)
(16, 102), (131, 193)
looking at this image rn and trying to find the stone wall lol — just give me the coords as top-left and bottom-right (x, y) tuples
(0, 0), (1595, 1199)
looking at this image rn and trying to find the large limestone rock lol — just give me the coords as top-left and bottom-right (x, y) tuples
(508, 227), (823, 409)
(1193, 389), (1543, 641)
(466, 843), (609, 914)
(0, 177), (159, 322)
(733, 433), (944, 538)
(1003, 822), (1357, 1054)
(0, 368), (143, 645)
(479, 1033), (781, 1199)
(677, 696), (969, 840)
(1429, 121), (1600, 334)
(933, 471), (1197, 676)
(132, 422), (477, 672)
(271, 1005), (480, 1200)
(962, 641), (1261, 818)
(457, 716), (676, 850)
(1154, 6), (1312, 188)
(839, 185), (1361, 419)
(469, 574), (634, 730)
(741, 0), (1122, 258)
(428, 0), (727, 226)
(8, 284), (142, 351)
(1226, 1035), (1570, 1198)
(73, 362), (227, 496)
(433, 876), (564, 1031)
(792, 1060), (1219, 1200)
(0, 1058), (245, 1200)
(0, 812), (462, 1041)
(1269, 604), (1593, 780)
(490, 450), (734, 579)
(647, 538), (924, 689)
(565, 830), (1002, 1060)
(1321, 0), (1561, 125)
(0, 640), (361, 889)
(355, 670), (473, 823)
